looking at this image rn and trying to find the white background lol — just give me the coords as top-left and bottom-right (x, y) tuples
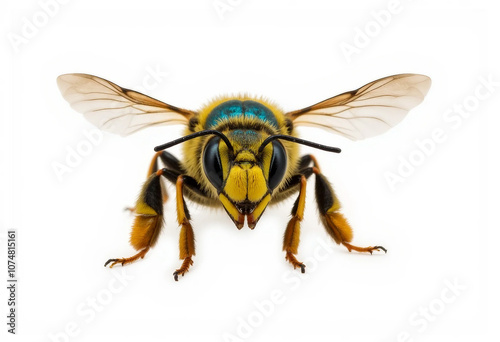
(2, 0), (499, 341)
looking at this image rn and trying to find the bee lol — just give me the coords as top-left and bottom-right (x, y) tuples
(57, 73), (430, 280)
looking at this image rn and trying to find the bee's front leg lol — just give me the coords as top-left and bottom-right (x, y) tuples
(282, 174), (309, 273)
(172, 175), (196, 281)
(159, 170), (213, 281)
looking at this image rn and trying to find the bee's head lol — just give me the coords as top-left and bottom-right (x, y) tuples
(155, 130), (340, 230)
(202, 133), (287, 229)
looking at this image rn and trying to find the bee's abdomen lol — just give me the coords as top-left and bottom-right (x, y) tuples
(204, 100), (279, 129)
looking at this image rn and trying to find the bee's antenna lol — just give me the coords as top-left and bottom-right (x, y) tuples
(154, 130), (234, 153)
(258, 135), (341, 154)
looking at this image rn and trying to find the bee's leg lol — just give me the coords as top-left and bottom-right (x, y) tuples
(313, 168), (387, 254)
(170, 175), (196, 281)
(158, 150), (184, 174)
(282, 174), (309, 273)
(146, 150), (185, 175)
(157, 169), (211, 281)
(126, 151), (185, 213)
(105, 170), (166, 268)
(297, 154), (321, 171)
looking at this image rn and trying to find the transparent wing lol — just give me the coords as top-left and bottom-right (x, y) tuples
(286, 74), (431, 140)
(57, 73), (196, 136)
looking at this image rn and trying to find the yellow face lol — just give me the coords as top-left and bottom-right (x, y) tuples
(203, 131), (287, 229)
(180, 95), (300, 229)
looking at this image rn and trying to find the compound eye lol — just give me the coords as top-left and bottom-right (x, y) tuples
(268, 140), (287, 190)
(203, 137), (224, 190)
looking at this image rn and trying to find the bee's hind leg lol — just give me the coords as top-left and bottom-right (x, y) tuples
(312, 163), (386, 254)
(125, 151), (182, 213)
(105, 169), (166, 268)
(106, 151), (184, 267)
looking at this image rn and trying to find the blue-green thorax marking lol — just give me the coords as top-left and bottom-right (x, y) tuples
(228, 129), (261, 146)
(205, 100), (278, 129)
